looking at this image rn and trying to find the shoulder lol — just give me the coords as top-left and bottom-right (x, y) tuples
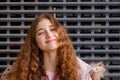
(77, 57), (93, 79)
(77, 57), (106, 80)
(1, 65), (13, 79)
(77, 57), (93, 72)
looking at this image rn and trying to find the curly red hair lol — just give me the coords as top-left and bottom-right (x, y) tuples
(3, 14), (81, 80)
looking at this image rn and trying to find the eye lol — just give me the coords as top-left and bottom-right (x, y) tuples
(50, 28), (56, 31)
(51, 29), (56, 31)
(38, 31), (45, 35)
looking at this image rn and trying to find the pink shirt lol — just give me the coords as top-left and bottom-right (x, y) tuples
(1, 57), (97, 80)
(46, 71), (55, 80)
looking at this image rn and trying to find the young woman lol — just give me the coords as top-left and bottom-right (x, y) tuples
(1, 14), (105, 80)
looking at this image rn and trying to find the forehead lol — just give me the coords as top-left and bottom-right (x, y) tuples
(37, 19), (53, 28)
(36, 19), (55, 32)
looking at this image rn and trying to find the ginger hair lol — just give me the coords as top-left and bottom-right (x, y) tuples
(2, 13), (81, 80)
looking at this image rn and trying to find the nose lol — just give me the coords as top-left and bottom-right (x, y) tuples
(46, 30), (53, 38)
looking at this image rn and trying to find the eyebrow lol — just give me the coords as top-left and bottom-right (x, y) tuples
(36, 28), (44, 33)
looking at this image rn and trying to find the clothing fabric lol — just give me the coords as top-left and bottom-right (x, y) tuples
(46, 71), (55, 80)
(1, 57), (96, 80)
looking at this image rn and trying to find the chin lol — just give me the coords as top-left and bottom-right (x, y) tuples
(48, 46), (58, 51)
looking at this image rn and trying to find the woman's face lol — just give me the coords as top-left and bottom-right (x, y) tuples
(36, 18), (59, 52)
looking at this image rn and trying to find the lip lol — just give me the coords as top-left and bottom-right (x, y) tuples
(46, 39), (56, 43)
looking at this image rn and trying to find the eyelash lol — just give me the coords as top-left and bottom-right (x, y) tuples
(38, 32), (45, 35)
(37, 28), (56, 35)
(51, 28), (56, 31)
(51, 27), (57, 31)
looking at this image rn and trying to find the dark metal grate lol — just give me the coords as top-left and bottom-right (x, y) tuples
(0, 0), (120, 80)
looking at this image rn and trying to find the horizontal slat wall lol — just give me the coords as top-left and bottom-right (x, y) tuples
(0, 0), (120, 80)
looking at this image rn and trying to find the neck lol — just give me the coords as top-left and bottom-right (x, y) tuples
(43, 50), (57, 72)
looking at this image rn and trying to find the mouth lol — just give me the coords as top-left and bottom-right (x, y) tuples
(46, 39), (56, 43)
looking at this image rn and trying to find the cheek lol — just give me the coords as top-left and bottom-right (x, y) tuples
(36, 36), (45, 46)
(36, 38), (45, 50)
(54, 33), (60, 46)
(54, 32), (59, 39)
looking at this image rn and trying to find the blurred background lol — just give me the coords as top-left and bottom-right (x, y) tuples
(0, 0), (120, 80)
